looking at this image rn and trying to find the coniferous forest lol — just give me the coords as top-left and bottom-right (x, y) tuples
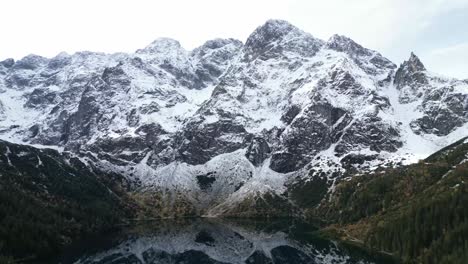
(0, 140), (134, 261)
(316, 137), (468, 263)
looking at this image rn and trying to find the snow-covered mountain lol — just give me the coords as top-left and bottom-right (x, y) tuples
(1, 19), (467, 217)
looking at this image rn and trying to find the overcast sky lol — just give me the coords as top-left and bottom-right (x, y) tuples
(0, 0), (466, 78)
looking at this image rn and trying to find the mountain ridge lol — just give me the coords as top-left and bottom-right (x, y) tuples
(0, 19), (467, 218)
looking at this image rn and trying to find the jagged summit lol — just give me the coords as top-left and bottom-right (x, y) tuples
(249, 19), (299, 39)
(395, 52), (426, 80)
(325, 34), (396, 75)
(243, 19), (322, 60)
(244, 19), (301, 54)
(137, 37), (184, 54)
(394, 52), (429, 100)
(406, 52), (426, 72)
(12, 54), (48, 70)
(0, 58), (15, 68)
(326, 34), (369, 55)
(193, 38), (243, 52)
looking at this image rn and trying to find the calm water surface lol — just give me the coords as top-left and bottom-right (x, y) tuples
(56, 218), (395, 264)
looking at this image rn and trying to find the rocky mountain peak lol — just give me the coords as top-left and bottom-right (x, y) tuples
(193, 38), (243, 53)
(326, 34), (371, 56)
(243, 19), (322, 61)
(12, 54), (48, 71)
(407, 52), (426, 71)
(244, 19), (298, 49)
(325, 34), (396, 75)
(137, 37), (184, 54)
(394, 52), (428, 95)
(190, 38), (243, 85)
(249, 19), (298, 38)
(0, 58), (15, 68)
(396, 52), (426, 74)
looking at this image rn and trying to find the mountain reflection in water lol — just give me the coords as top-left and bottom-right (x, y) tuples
(60, 218), (394, 264)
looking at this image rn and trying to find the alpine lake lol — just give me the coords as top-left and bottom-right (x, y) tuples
(50, 218), (396, 264)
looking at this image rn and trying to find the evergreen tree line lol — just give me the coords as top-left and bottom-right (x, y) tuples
(0, 141), (132, 261)
(317, 137), (468, 263)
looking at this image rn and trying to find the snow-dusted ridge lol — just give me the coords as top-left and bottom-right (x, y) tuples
(0, 19), (467, 216)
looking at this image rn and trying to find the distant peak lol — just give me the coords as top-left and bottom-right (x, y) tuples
(138, 38), (183, 53)
(150, 37), (181, 46)
(328, 34), (352, 43)
(198, 38), (243, 50)
(54, 51), (70, 58)
(12, 54), (48, 70)
(263, 19), (295, 29)
(407, 52), (426, 71)
(245, 19), (301, 46)
(255, 19), (299, 36)
(0, 58), (15, 68)
(326, 34), (370, 56)
(394, 52), (428, 89)
(243, 19), (320, 60)
(326, 34), (356, 47)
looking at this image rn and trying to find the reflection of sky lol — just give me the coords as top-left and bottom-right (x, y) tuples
(0, 0), (466, 79)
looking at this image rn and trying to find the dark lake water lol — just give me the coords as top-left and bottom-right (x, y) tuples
(56, 218), (395, 264)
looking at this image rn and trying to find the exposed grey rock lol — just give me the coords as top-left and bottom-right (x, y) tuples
(411, 92), (468, 135)
(126, 108), (140, 127)
(245, 137), (271, 166)
(392, 53), (468, 136)
(25, 88), (57, 108)
(326, 34), (396, 75)
(12, 54), (48, 71)
(243, 19), (323, 61)
(27, 124), (40, 138)
(139, 102), (160, 114)
(335, 115), (402, 155)
(0, 58), (15, 68)
(191, 38), (243, 84)
(176, 119), (251, 165)
(394, 52), (428, 103)
(0, 100), (6, 121)
(271, 103), (348, 173)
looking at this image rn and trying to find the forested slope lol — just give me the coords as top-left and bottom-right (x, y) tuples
(317, 137), (468, 263)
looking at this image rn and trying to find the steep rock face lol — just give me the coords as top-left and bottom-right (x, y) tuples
(5, 55), (49, 89)
(245, 137), (271, 166)
(326, 34), (396, 76)
(270, 102), (348, 173)
(0, 101), (6, 121)
(394, 52), (427, 102)
(243, 19), (323, 61)
(175, 118), (251, 165)
(191, 38), (243, 84)
(394, 53), (468, 136)
(0, 20), (467, 217)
